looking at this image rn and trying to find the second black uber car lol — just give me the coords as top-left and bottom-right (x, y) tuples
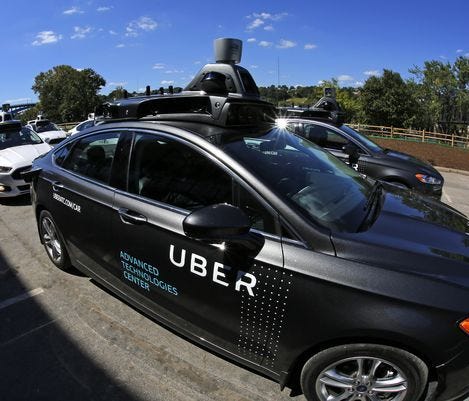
(280, 101), (444, 199)
(26, 39), (469, 401)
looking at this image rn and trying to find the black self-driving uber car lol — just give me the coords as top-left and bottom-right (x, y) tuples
(26, 39), (469, 401)
(280, 99), (444, 199)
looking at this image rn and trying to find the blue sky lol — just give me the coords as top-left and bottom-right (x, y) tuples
(1, 0), (468, 104)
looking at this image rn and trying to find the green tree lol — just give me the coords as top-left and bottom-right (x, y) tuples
(360, 69), (417, 127)
(410, 57), (469, 133)
(32, 65), (105, 123)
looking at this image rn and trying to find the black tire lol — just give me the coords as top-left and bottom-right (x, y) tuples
(39, 210), (72, 271)
(300, 343), (428, 401)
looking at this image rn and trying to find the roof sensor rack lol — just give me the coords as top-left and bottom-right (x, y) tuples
(95, 38), (274, 127)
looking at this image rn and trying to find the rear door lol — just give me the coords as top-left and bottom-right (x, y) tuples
(45, 131), (122, 273)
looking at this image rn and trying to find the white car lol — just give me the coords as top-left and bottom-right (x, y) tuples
(0, 121), (52, 197)
(27, 119), (67, 145)
(68, 119), (95, 136)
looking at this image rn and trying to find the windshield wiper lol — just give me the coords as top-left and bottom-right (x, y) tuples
(364, 180), (383, 210)
(358, 180), (384, 231)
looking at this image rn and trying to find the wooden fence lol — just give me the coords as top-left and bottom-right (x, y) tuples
(60, 120), (469, 149)
(347, 123), (469, 149)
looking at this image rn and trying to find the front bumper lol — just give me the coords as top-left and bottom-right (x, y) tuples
(435, 343), (469, 401)
(0, 173), (31, 197)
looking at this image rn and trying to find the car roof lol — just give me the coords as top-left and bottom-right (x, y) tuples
(96, 92), (276, 138)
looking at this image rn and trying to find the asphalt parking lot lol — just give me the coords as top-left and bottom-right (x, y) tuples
(0, 169), (468, 401)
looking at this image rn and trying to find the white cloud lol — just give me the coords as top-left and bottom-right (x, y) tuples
(439, 55), (447, 60)
(353, 81), (364, 87)
(317, 80), (325, 85)
(109, 30), (118, 35)
(246, 11), (287, 30)
(251, 12), (288, 21)
(109, 82), (127, 87)
(116, 43), (125, 48)
(165, 69), (184, 74)
(247, 18), (264, 30)
(153, 63), (165, 69)
(364, 70), (380, 77)
(247, 38), (256, 43)
(71, 26), (92, 40)
(32, 31), (62, 46)
(193, 60), (201, 65)
(465, 53), (469, 58)
(161, 80), (174, 85)
(338, 75), (354, 82)
(264, 25), (274, 31)
(63, 7), (83, 15)
(4, 98), (31, 103)
(277, 39), (297, 49)
(258, 41), (273, 47)
(97, 6), (113, 12)
(126, 16), (158, 37)
(456, 49), (464, 53)
(250, 65), (258, 69)
(304, 43), (317, 50)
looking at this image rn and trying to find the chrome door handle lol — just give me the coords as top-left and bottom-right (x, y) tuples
(118, 208), (147, 225)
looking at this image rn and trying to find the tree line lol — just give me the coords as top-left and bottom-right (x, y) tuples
(21, 57), (469, 134)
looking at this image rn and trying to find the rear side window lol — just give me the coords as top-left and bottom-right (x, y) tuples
(62, 132), (120, 184)
(303, 124), (348, 150)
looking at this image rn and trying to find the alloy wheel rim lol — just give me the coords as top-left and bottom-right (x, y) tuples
(316, 356), (408, 401)
(42, 217), (62, 263)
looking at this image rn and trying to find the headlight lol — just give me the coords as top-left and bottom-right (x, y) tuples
(0, 166), (12, 173)
(415, 173), (442, 185)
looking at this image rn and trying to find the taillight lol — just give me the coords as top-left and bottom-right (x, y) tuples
(459, 318), (469, 335)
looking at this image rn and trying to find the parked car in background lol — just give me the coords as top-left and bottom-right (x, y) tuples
(0, 120), (51, 197)
(68, 119), (96, 136)
(283, 116), (444, 198)
(27, 116), (67, 146)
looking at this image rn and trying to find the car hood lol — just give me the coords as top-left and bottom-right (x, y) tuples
(37, 130), (66, 139)
(332, 187), (469, 287)
(382, 148), (440, 176)
(0, 143), (52, 167)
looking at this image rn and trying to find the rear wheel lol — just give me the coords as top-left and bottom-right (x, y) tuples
(300, 344), (428, 401)
(39, 210), (71, 271)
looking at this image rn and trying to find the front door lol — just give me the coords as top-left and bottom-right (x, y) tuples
(109, 130), (285, 365)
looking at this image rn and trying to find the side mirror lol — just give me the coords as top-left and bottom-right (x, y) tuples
(183, 204), (251, 241)
(183, 204), (264, 252)
(44, 137), (51, 144)
(342, 143), (360, 165)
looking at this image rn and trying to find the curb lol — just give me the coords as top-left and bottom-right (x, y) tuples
(435, 166), (469, 176)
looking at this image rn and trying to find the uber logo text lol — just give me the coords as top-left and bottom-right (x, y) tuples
(169, 244), (257, 296)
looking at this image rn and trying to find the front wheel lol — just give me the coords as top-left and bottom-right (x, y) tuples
(39, 210), (72, 271)
(300, 344), (428, 401)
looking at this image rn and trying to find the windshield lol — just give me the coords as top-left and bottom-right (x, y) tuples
(220, 128), (372, 232)
(341, 125), (383, 153)
(0, 127), (43, 150)
(35, 122), (60, 133)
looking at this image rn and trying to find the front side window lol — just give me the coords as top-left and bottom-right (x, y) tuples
(128, 133), (277, 234)
(62, 132), (120, 184)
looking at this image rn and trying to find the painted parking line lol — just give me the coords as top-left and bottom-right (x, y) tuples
(442, 189), (453, 204)
(0, 288), (44, 311)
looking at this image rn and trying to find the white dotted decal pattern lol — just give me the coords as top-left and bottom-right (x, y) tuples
(237, 263), (292, 367)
